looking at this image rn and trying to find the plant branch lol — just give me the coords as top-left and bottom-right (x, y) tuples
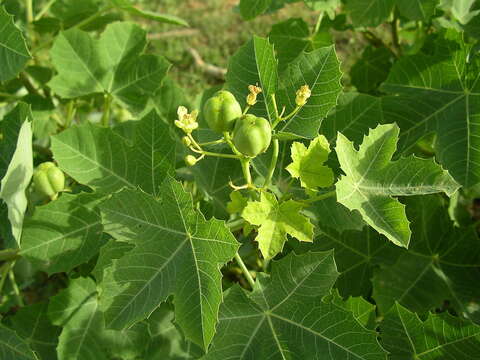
(301, 190), (336, 204)
(263, 139), (279, 188)
(101, 94), (112, 127)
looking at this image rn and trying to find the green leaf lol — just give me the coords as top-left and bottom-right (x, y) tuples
(0, 6), (30, 82)
(98, 178), (239, 350)
(276, 45), (342, 138)
(92, 240), (134, 283)
(345, 0), (396, 27)
(239, 0), (272, 20)
(313, 226), (400, 297)
(286, 135), (334, 190)
(351, 46), (394, 93)
(242, 192), (314, 260)
(51, 110), (175, 195)
(440, 0), (479, 23)
(372, 195), (480, 322)
(0, 104), (33, 247)
(0, 324), (37, 360)
(381, 30), (480, 186)
(328, 289), (377, 329)
(20, 193), (105, 274)
(109, 0), (188, 26)
(205, 251), (387, 359)
(48, 276), (149, 360)
(310, 196), (366, 232)
(10, 302), (61, 360)
(225, 36), (278, 123)
(335, 123), (459, 248)
(396, 0), (439, 21)
(380, 302), (480, 359)
(226, 191), (248, 214)
(48, 22), (170, 113)
(322, 92), (383, 145)
(268, 18), (332, 70)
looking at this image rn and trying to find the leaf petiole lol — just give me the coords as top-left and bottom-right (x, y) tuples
(234, 253), (255, 289)
(263, 138), (279, 188)
(301, 190), (336, 204)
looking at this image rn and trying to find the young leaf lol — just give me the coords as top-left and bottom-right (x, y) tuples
(98, 178), (239, 350)
(205, 251), (387, 359)
(48, 22), (170, 113)
(10, 302), (61, 360)
(20, 193), (105, 274)
(286, 135), (334, 190)
(380, 302), (480, 359)
(276, 45), (342, 138)
(381, 30), (480, 186)
(372, 195), (480, 322)
(226, 191), (248, 214)
(0, 104), (33, 247)
(51, 110), (175, 195)
(0, 324), (37, 360)
(225, 36), (278, 123)
(336, 123), (459, 248)
(242, 192), (314, 260)
(0, 6), (30, 81)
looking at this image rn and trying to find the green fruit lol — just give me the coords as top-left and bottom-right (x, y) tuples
(203, 90), (242, 133)
(232, 115), (272, 157)
(33, 162), (65, 199)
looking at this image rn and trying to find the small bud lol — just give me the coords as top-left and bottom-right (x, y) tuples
(295, 85), (311, 107)
(246, 85), (262, 106)
(185, 155), (198, 166)
(182, 136), (192, 147)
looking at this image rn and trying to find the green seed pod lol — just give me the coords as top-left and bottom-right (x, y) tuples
(232, 114), (272, 157)
(33, 162), (65, 199)
(185, 155), (197, 166)
(203, 90), (242, 133)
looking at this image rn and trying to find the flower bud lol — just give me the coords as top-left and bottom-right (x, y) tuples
(295, 85), (311, 107)
(185, 155), (198, 166)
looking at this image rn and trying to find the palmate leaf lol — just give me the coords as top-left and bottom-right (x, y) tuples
(242, 192), (314, 260)
(336, 123), (459, 248)
(286, 135), (334, 190)
(20, 193), (105, 274)
(372, 195), (480, 323)
(276, 45), (342, 138)
(225, 36), (278, 123)
(0, 6), (30, 81)
(381, 30), (480, 187)
(0, 324), (37, 360)
(10, 302), (60, 360)
(312, 226), (400, 297)
(310, 196), (366, 233)
(380, 303), (480, 360)
(351, 46), (394, 93)
(204, 251), (387, 359)
(48, 22), (170, 113)
(48, 277), (149, 360)
(0, 104), (33, 247)
(51, 110), (175, 195)
(98, 178), (239, 350)
(396, 0), (439, 21)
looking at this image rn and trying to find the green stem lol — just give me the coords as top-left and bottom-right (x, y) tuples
(223, 132), (242, 156)
(226, 218), (245, 232)
(101, 94), (111, 127)
(391, 9), (402, 57)
(0, 262), (12, 298)
(8, 262), (24, 307)
(242, 105), (250, 115)
(35, 0), (56, 20)
(73, 5), (113, 29)
(65, 100), (76, 128)
(301, 190), (336, 204)
(240, 158), (253, 187)
(313, 11), (324, 34)
(271, 94), (279, 119)
(263, 139), (279, 188)
(25, 0), (33, 23)
(198, 139), (225, 146)
(234, 253), (255, 289)
(192, 149), (241, 159)
(272, 106), (300, 129)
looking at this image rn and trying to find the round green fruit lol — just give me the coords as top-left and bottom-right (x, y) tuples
(232, 115), (272, 157)
(33, 162), (65, 199)
(203, 90), (242, 133)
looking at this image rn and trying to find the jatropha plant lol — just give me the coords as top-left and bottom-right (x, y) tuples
(2, 0), (480, 359)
